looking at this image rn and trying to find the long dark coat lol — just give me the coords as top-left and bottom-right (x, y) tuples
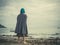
(15, 14), (28, 35)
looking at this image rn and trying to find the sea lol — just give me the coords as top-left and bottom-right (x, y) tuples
(0, 28), (60, 38)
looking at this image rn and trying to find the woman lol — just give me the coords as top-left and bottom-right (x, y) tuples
(15, 8), (28, 44)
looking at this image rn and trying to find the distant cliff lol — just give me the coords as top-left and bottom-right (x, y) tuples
(0, 24), (6, 28)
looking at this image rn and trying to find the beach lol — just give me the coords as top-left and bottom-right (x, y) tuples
(0, 35), (60, 45)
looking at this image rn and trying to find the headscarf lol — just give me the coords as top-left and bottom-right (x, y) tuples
(20, 8), (25, 14)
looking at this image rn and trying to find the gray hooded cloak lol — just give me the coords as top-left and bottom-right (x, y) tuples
(15, 14), (28, 36)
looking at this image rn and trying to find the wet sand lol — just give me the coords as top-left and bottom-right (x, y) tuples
(0, 35), (60, 45)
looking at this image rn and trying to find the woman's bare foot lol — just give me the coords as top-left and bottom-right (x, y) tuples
(23, 41), (27, 44)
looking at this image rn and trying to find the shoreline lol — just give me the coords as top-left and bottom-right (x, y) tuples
(0, 35), (60, 45)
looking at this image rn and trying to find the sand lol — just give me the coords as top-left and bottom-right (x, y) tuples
(0, 35), (60, 45)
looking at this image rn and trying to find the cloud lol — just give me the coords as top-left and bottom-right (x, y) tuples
(0, 0), (9, 7)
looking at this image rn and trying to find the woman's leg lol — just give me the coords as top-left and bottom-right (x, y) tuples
(23, 35), (27, 44)
(18, 36), (20, 43)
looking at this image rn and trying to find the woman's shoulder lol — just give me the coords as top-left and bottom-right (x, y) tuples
(22, 13), (26, 15)
(21, 14), (27, 16)
(18, 14), (27, 17)
(23, 14), (27, 17)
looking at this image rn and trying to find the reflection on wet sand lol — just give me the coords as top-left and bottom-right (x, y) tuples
(0, 35), (60, 45)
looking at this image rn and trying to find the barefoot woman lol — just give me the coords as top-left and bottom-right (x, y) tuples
(15, 8), (28, 43)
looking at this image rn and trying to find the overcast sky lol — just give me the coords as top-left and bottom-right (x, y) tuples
(0, 0), (60, 34)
